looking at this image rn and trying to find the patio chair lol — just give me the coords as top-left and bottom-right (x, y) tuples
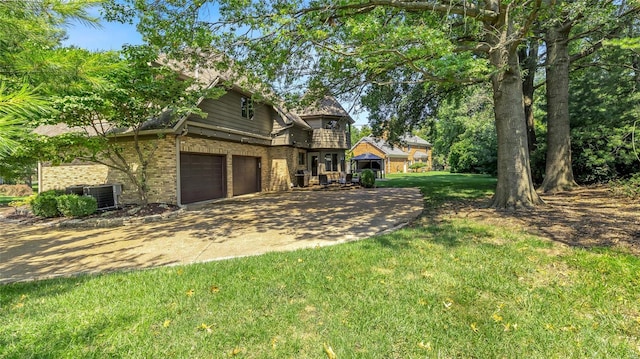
(319, 174), (330, 189)
(339, 173), (352, 187)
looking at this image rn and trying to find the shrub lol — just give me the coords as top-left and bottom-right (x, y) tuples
(0, 184), (33, 197)
(409, 162), (427, 172)
(56, 194), (98, 217)
(30, 190), (64, 218)
(609, 172), (640, 199)
(360, 169), (376, 188)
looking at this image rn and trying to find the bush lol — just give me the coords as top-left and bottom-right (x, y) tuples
(360, 169), (376, 188)
(30, 190), (64, 218)
(409, 162), (427, 172)
(0, 184), (33, 197)
(609, 173), (640, 199)
(56, 194), (98, 217)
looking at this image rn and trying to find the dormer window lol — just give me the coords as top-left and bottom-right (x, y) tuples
(241, 96), (254, 119)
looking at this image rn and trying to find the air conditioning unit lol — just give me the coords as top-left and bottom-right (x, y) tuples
(83, 184), (122, 210)
(65, 185), (86, 196)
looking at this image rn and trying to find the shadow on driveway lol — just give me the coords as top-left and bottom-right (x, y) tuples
(0, 188), (424, 284)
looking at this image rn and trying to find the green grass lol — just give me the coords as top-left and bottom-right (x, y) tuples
(378, 171), (497, 208)
(0, 183), (37, 206)
(2, 173), (639, 358)
(0, 195), (22, 206)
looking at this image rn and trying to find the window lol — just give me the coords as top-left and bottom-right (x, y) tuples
(325, 120), (338, 130)
(324, 153), (338, 171)
(241, 97), (254, 119)
(298, 152), (305, 165)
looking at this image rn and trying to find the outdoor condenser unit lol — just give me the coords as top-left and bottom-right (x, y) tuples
(82, 184), (122, 210)
(65, 185), (85, 196)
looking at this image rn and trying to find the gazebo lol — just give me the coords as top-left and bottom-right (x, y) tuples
(351, 152), (384, 178)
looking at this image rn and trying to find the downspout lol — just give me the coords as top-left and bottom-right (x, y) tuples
(175, 134), (182, 206)
(37, 161), (42, 193)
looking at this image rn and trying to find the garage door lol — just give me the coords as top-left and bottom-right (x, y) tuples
(180, 153), (226, 204)
(233, 156), (261, 196)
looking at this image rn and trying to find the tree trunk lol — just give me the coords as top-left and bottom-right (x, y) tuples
(540, 21), (578, 193)
(486, 3), (544, 209)
(519, 38), (539, 154)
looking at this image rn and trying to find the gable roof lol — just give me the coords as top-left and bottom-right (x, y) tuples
(351, 134), (432, 158)
(353, 135), (408, 158)
(35, 55), (355, 138)
(401, 134), (432, 147)
(412, 150), (429, 159)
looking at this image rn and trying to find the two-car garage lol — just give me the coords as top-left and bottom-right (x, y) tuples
(179, 153), (261, 204)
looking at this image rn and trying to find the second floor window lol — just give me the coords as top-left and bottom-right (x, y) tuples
(241, 97), (254, 119)
(325, 120), (338, 130)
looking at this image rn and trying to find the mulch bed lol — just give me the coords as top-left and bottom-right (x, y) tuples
(1, 203), (180, 226)
(424, 186), (640, 255)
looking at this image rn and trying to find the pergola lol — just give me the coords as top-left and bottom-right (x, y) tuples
(351, 152), (384, 178)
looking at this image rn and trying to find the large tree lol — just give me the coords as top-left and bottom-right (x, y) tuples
(110, 0), (549, 209)
(537, 0), (639, 192)
(49, 45), (217, 205)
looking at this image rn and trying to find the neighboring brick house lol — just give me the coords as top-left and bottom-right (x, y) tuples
(36, 69), (353, 206)
(350, 134), (433, 175)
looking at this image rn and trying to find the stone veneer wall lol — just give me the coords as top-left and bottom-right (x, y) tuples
(387, 157), (407, 174)
(40, 136), (178, 205)
(268, 146), (306, 191)
(407, 146), (433, 170)
(41, 135), (302, 206)
(106, 136), (178, 204)
(40, 162), (109, 192)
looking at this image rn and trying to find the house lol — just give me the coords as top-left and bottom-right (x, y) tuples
(35, 65), (354, 206)
(350, 134), (432, 175)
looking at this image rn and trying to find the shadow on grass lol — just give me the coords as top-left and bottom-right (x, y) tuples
(371, 220), (495, 249)
(378, 172), (496, 204)
(0, 275), (93, 306)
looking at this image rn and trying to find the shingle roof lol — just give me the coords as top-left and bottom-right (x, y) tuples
(400, 134), (432, 147)
(361, 135), (408, 157)
(299, 96), (354, 123)
(34, 56), (352, 137)
(413, 150), (429, 159)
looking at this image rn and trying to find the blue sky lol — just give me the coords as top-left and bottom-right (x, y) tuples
(62, 10), (369, 125)
(63, 17), (142, 51)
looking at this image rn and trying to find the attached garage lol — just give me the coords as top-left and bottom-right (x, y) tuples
(232, 156), (261, 196)
(180, 153), (226, 204)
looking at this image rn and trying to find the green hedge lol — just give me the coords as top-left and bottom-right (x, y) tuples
(56, 194), (98, 217)
(30, 191), (98, 218)
(30, 190), (64, 218)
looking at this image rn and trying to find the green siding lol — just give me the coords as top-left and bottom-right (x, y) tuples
(192, 90), (274, 136)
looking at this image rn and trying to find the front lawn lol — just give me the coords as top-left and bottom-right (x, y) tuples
(1, 173), (638, 358)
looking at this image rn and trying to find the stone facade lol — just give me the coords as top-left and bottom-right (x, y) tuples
(350, 136), (433, 174)
(39, 162), (109, 191)
(40, 135), (306, 206)
(351, 142), (405, 174)
(40, 136), (178, 205)
(405, 146), (433, 170)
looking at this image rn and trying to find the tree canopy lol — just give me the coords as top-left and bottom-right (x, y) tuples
(0, 0), (103, 160)
(109, 0), (549, 209)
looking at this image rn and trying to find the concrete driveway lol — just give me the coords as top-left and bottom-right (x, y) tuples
(0, 187), (424, 284)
